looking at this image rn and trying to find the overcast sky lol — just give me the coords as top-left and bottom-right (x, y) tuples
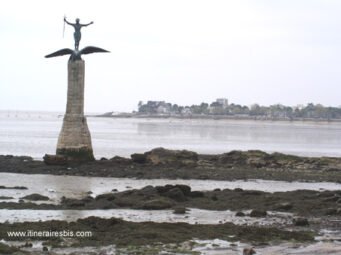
(1, 0), (341, 113)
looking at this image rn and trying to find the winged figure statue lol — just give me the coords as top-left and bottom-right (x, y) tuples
(45, 17), (109, 61)
(45, 46), (109, 61)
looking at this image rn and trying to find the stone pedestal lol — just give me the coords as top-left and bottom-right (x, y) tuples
(56, 60), (94, 161)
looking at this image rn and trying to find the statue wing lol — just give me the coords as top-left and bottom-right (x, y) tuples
(45, 48), (74, 58)
(80, 46), (110, 55)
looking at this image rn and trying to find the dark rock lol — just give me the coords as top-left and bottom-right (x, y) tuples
(174, 185), (191, 196)
(324, 167), (340, 172)
(247, 157), (267, 168)
(218, 150), (246, 164)
(96, 200), (116, 209)
(234, 188), (244, 192)
(173, 206), (187, 214)
(100, 157), (108, 161)
(43, 246), (48, 252)
(198, 174), (209, 180)
(218, 150), (269, 166)
(23, 242), (33, 248)
(14, 186), (28, 190)
(275, 202), (293, 210)
(140, 198), (174, 210)
(95, 193), (116, 201)
(61, 198), (86, 207)
(214, 188), (221, 192)
(131, 153), (147, 163)
(293, 217), (309, 226)
(110, 156), (132, 164)
(0, 186), (27, 190)
(243, 247), (256, 255)
(163, 187), (186, 202)
(0, 243), (19, 254)
(0, 196), (14, 200)
(43, 154), (67, 165)
(242, 190), (263, 196)
(21, 193), (49, 201)
(211, 194), (218, 201)
(317, 191), (336, 198)
(236, 211), (246, 217)
(323, 195), (339, 202)
(324, 208), (341, 216)
(324, 208), (338, 215)
(139, 185), (158, 196)
(189, 191), (205, 198)
(155, 184), (174, 194)
(144, 147), (198, 165)
(82, 196), (94, 202)
(250, 209), (267, 217)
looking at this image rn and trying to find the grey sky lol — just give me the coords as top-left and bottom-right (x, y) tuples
(1, 0), (341, 112)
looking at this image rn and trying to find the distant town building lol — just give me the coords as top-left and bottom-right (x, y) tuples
(216, 98), (229, 108)
(181, 107), (192, 115)
(156, 104), (171, 114)
(209, 98), (229, 114)
(138, 101), (171, 114)
(136, 99), (341, 120)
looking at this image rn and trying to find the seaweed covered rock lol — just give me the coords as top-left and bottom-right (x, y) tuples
(130, 153), (147, 163)
(140, 198), (174, 210)
(21, 193), (49, 201)
(0, 243), (19, 254)
(250, 209), (267, 217)
(163, 187), (186, 202)
(144, 147), (198, 166)
(293, 217), (309, 226)
(43, 154), (68, 165)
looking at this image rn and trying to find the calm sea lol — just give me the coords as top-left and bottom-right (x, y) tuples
(1, 110), (341, 159)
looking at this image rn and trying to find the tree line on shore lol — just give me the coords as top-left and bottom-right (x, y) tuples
(137, 100), (341, 120)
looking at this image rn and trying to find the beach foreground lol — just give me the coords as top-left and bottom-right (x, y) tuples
(0, 148), (340, 254)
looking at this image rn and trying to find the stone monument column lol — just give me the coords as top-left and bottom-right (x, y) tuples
(45, 17), (108, 163)
(56, 60), (94, 161)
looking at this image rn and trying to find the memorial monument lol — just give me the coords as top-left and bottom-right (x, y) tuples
(45, 17), (109, 162)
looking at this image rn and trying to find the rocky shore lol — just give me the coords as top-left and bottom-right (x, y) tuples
(1, 185), (341, 218)
(1, 148), (341, 182)
(0, 148), (341, 254)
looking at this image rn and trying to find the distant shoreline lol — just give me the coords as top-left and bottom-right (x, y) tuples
(92, 113), (341, 123)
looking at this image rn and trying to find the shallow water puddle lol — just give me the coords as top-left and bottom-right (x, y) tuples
(0, 208), (292, 226)
(0, 173), (340, 203)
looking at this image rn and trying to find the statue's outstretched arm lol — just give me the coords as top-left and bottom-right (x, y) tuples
(64, 18), (74, 26)
(82, 21), (94, 27)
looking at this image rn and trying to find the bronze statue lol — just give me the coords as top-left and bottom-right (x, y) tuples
(64, 18), (93, 50)
(45, 46), (109, 61)
(45, 17), (109, 61)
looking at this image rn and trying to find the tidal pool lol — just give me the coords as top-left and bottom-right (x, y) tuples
(1, 173), (340, 204)
(0, 208), (292, 226)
